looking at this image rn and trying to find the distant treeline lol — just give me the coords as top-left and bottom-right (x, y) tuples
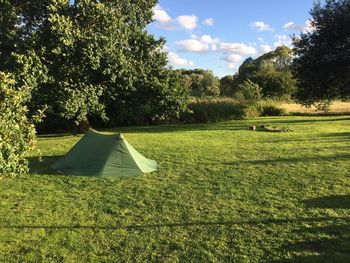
(177, 46), (296, 100)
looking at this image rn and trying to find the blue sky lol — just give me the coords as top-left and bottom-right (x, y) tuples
(148, 0), (316, 77)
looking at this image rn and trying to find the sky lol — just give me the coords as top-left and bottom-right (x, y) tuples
(147, 0), (316, 77)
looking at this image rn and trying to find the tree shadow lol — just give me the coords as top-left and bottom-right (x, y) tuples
(39, 133), (76, 138)
(28, 155), (63, 175)
(275, 226), (350, 262)
(1, 216), (349, 231)
(222, 154), (350, 166)
(321, 132), (350, 138)
(274, 195), (350, 262)
(303, 195), (350, 209)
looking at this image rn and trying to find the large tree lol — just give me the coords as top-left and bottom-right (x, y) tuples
(177, 69), (220, 97)
(2, 0), (188, 126)
(293, 0), (350, 105)
(236, 46), (296, 99)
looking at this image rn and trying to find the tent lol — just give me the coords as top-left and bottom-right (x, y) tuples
(51, 129), (158, 177)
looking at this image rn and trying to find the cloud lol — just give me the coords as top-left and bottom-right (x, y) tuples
(203, 18), (214, 26)
(259, 44), (273, 54)
(177, 15), (198, 30)
(221, 54), (242, 69)
(167, 51), (194, 67)
(251, 21), (273, 32)
(283, 21), (301, 31)
(152, 4), (174, 29)
(258, 37), (265, 43)
(217, 42), (257, 55)
(283, 20), (315, 33)
(192, 34), (219, 45)
(302, 19), (315, 33)
(176, 35), (256, 56)
(274, 34), (292, 47)
(152, 5), (199, 31)
(176, 39), (210, 53)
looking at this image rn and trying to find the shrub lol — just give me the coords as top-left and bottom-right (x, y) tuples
(0, 72), (42, 176)
(181, 97), (261, 123)
(260, 105), (287, 116)
(234, 80), (262, 103)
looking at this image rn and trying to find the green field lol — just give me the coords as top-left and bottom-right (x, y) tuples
(1, 116), (350, 262)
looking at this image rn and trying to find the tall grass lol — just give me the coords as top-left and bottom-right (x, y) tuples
(181, 97), (286, 123)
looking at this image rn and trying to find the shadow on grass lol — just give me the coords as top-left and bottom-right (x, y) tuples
(303, 195), (350, 209)
(274, 195), (350, 262)
(28, 155), (63, 175)
(1, 216), (349, 230)
(39, 133), (76, 138)
(275, 226), (350, 263)
(320, 132), (350, 138)
(36, 116), (350, 136)
(223, 154), (350, 166)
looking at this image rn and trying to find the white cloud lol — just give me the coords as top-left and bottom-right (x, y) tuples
(283, 21), (301, 31)
(203, 18), (214, 26)
(221, 54), (242, 69)
(152, 5), (200, 31)
(259, 44), (273, 53)
(192, 34), (219, 45)
(167, 51), (194, 67)
(217, 42), (257, 55)
(251, 21), (273, 32)
(302, 19), (315, 33)
(176, 39), (209, 53)
(274, 34), (292, 47)
(222, 54), (242, 63)
(152, 4), (174, 29)
(283, 20), (315, 34)
(177, 35), (256, 56)
(177, 15), (198, 30)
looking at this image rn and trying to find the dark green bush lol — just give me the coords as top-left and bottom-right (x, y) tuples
(260, 105), (287, 116)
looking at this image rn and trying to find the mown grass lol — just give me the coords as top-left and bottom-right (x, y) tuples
(1, 116), (350, 262)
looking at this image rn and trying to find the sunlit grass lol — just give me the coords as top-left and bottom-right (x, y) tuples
(281, 101), (350, 114)
(1, 116), (350, 262)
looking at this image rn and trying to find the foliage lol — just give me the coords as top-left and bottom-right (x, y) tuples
(235, 79), (262, 103)
(177, 69), (220, 97)
(1, 116), (350, 261)
(219, 74), (237, 96)
(293, 0), (350, 105)
(0, 0), (18, 71)
(260, 101), (287, 116)
(236, 46), (297, 99)
(181, 97), (267, 123)
(1, 0), (188, 127)
(106, 69), (189, 125)
(0, 72), (43, 176)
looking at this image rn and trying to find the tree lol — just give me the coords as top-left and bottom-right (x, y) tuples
(177, 69), (220, 97)
(235, 79), (262, 103)
(0, 0), (18, 71)
(293, 0), (350, 105)
(8, 0), (188, 126)
(220, 75), (236, 96)
(236, 46), (296, 99)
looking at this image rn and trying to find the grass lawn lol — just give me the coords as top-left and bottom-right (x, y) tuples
(1, 116), (350, 262)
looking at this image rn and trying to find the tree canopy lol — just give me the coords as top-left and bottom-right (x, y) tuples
(177, 69), (220, 97)
(1, 0), (189, 126)
(233, 46), (296, 99)
(293, 0), (350, 105)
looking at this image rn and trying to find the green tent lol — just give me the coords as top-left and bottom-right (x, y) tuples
(51, 129), (158, 177)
